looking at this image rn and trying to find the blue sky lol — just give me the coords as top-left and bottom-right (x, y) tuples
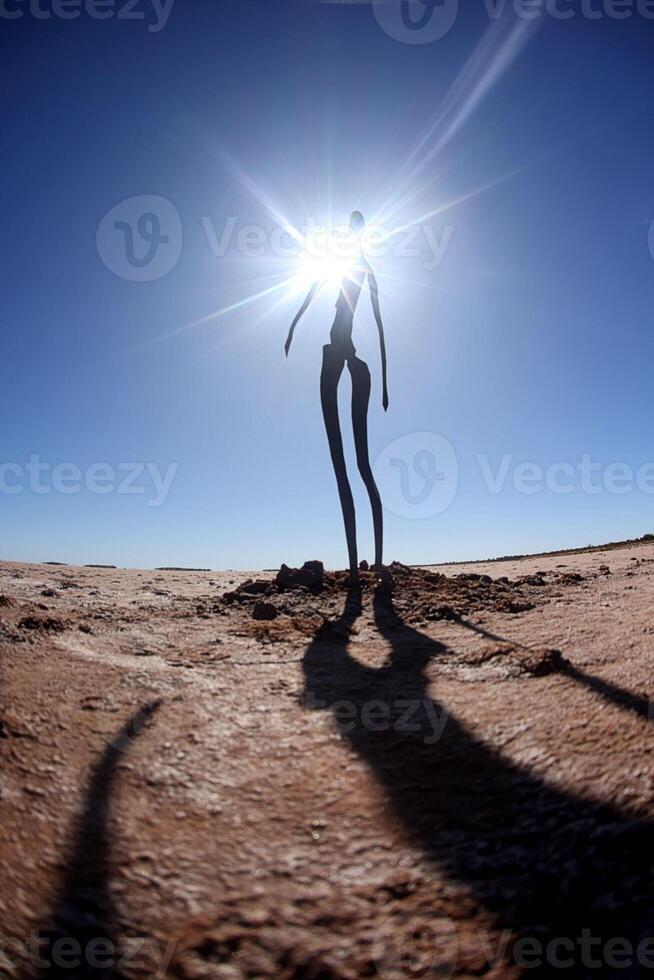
(2, 1), (654, 569)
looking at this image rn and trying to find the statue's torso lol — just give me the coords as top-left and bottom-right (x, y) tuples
(334, 259), (367, 317)
(330, 258), (367, 357)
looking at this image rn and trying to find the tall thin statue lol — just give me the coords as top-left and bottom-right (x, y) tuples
(285, 211), (388, 582)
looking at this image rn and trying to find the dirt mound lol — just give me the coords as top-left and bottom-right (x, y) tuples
(216, 562), (584, 631)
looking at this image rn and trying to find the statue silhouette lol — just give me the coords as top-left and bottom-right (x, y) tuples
(285, 211), (388, 581)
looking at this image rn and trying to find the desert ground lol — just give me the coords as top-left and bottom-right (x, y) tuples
(1, 540), (653, 979)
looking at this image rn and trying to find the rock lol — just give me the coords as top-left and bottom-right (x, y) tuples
(389, 561), (412, 576)
(237, 579), (271, 596)
(275, 561), (324, 592)
(252, 601), (279, 621)
(359, 560), (369, 571)
(519, 647), (567, 677)
(19, 616), (66, 633)
(426, 604), (460, 622)
(497, 598), (534, 614)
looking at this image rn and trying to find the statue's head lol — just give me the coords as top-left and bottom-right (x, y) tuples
(349, 210), (365, 235)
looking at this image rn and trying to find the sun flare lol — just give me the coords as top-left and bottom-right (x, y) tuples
(295, 251), (355, 291)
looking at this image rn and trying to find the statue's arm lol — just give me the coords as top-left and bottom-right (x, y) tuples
(368, 269), (388, 411)
(285, 282), (321, 356)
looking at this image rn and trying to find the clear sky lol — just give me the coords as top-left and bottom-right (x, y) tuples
(3, 1), (654, 570)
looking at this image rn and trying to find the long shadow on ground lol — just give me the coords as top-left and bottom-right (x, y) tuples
(302, 586), (654, 978)
(28, 701), (161, 980)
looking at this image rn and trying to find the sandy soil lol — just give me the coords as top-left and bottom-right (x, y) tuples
(1, 542), (653, 979)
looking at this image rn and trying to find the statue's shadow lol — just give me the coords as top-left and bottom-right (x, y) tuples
(302, 587), (654, 977)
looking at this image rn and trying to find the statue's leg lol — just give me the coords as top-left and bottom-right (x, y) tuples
(320, 344), (358, 576)
(349, 356), (383, 568)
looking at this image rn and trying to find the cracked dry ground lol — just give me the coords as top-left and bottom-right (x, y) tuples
(1, 543), (654, 979)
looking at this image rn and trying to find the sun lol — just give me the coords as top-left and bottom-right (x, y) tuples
(295, 252), (354, 291)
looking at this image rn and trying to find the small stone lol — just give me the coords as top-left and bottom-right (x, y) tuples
(252, 601), (279, 621)
(19, 615), (66, 633)
(236, 579), (270, 596)
(275, 561), (324, 592)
